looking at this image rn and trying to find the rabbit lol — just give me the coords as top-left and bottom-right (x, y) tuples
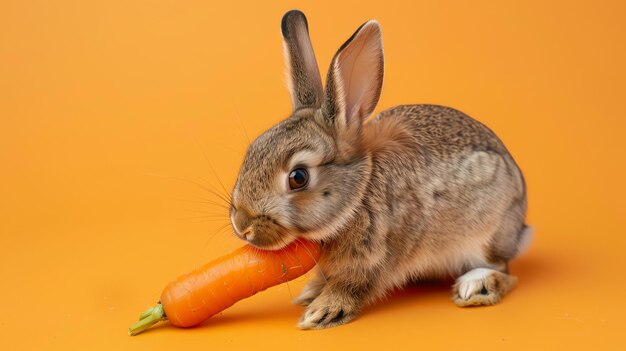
(229, 10), (531, 330)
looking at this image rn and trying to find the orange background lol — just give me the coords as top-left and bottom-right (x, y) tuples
(1, 0), (625, 350)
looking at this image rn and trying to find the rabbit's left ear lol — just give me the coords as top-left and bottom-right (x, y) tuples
(322, 20), (384, 135)
(281, 10), (324, 111)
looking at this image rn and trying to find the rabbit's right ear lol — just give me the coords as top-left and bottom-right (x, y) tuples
(281, 10), (324, 111)
(321, 20), (384, 159)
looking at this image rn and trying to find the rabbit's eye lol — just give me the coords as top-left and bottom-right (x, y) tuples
(288, 168), (309, 190)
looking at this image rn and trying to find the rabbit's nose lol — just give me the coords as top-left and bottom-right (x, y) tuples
(232, 208), (252, 239)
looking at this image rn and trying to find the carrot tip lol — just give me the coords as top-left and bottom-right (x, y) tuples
(129, 304), (166, 336)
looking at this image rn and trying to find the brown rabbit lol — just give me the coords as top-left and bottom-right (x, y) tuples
(229, 10), (531, 329)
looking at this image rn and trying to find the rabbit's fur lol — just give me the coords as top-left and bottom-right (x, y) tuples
(229, 10), (529, 329)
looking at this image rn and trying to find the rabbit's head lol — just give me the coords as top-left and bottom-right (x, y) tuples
(230, 10), (384, 249)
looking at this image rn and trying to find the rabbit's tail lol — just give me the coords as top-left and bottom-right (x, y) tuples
(514, 224), (534, 258)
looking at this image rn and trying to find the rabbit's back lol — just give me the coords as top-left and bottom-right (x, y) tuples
(374, 104), (510, 156)
(362, 104), (527, 284)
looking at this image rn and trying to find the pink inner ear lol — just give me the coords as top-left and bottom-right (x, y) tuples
(336, 22), (383, 123)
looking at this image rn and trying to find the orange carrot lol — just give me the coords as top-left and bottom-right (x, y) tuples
(129, 239), (321, 335)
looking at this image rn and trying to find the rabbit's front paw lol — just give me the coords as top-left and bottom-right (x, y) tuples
(293, 275), (325, 306)
(297, 292), (358, 329)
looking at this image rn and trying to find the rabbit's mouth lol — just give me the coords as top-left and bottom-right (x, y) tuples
(233, 219), (297, 251)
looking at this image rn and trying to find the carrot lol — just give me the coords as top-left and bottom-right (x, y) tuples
(129, 239), (321, 335)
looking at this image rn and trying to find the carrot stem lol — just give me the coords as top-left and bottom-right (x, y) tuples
(129, 304), (166, 336)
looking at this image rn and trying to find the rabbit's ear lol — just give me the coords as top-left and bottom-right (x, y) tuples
(281, 10), (323, 110)
(322, 20), (384, 135)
